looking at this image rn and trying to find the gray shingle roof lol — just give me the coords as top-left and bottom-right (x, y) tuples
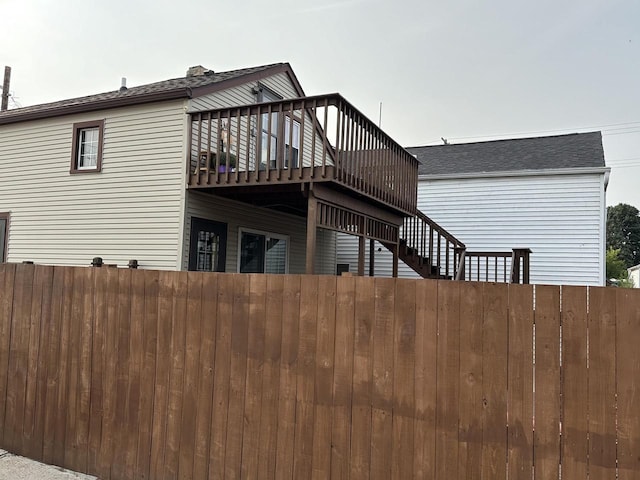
(407, 132), (606, 176)
(0, 63), (288, 124)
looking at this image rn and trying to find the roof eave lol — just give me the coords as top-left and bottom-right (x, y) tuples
(0, 88), (193, 126)
(418, 166), (611, 180)
(189, 63), (305, 99)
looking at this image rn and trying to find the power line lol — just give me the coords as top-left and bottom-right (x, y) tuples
(422, 120), (640, 145)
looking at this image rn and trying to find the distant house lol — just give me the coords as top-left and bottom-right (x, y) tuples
(628, 264), (640, 288)
(337, 132), (609, 286)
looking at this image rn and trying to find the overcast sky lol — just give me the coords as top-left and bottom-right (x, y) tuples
(2, 0), (639, 207)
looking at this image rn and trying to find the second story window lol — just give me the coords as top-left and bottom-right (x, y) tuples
(71, 120), (104, 173)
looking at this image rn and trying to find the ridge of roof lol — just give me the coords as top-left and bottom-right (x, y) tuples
(407, 131), (606, 176)
(0, 62), (293, 125)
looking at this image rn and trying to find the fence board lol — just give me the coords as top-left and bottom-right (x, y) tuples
(32, 266), (53, 461)
(241, 274), (267, 480)
(413, 279), (438, 479)
(87, 268), (107, 475)
(561, 286), (588, 479)
(311, 275), (337, 480)
(135, 270), (159, 480)
(293, 275), (319, 479)
(507, 283), (534, 478)
(193, 273), (217, 480)
(481, 283), (509, 480)
(22, 264), (47, 459)
(149, 271), (173, 479)
(0, 264), (16, 440)
(588, 287), (618, 479)
(330, 275), (355, 480)
(178, 272), (203, 480)
(164, 270), (187, 480)
(391, 278), (416, 479)
(274, 275), (301, 479)
(1, 265), (640, 480)
(224, 274), (250, 480)
(350, 276), (375, 480)
(534, 284), (561, 479)
(435, 280), (460, 478)
(5, 264), (34, 454)
(617, 288), (640, 478)
(370, 277), (394, 480)
(257, 275), (284, 480)
(42, 266), (64, 465)
(458, 281), (484, 480)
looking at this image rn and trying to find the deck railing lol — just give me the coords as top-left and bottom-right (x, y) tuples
(454, 248), (531, 284)
(187, 93), (418, 214)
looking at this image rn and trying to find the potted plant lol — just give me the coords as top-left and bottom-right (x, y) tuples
(217, 152), (236, 173)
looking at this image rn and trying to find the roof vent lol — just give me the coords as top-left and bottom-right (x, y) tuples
(187, 65), (212, 77)
(119, 77), (127, 92)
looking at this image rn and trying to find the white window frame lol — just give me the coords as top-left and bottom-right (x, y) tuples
(237, 227), (289, 274)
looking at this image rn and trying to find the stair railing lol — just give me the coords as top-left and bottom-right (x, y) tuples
(400, 210), (466, 279)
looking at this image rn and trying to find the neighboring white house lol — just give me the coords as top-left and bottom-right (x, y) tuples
(628, 264), (640, 288)
(337, 132), (610, 286)
(0, 63), (418, 275)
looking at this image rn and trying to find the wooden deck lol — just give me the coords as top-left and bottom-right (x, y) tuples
(186, 94), (418, 217)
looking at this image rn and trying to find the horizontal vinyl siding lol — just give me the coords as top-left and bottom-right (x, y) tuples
(189, 72), (300, 112)
(337, 173), (605, 285)
(184, 191), (336, 274)
(0, 100), (186, 269)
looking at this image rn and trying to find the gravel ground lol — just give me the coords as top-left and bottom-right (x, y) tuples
(0, 450), (97, 480)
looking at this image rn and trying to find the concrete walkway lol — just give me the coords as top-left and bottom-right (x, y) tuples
(0, 450), (97, 480)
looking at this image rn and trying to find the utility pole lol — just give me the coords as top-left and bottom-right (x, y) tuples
(1, 66), (11, 111)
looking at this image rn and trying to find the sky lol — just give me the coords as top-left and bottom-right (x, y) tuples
(2, 0), (639, 207)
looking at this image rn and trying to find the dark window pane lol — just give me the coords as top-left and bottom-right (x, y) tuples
(240, 232), (265, 273)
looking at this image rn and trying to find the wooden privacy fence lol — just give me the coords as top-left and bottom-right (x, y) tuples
(0, 263), (639, 479)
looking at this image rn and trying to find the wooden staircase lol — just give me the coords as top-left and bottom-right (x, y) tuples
(383, 209), (531, 284)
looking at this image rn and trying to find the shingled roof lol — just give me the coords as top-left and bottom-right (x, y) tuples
(0, 63), (301, 125)
(407, 132), (606, 176)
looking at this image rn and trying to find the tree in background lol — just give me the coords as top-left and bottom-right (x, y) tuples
(606, 203), (640, 268)
(606, 248), (633, 287)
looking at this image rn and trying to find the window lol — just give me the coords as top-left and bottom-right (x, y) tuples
(188, 217), (227, 272)
(258, 86), (282, 168)
(0, 213), (8, 263)
(71, 120), (104, 173)
(284, 116), (300, 168)
(239, 228), (288, 274)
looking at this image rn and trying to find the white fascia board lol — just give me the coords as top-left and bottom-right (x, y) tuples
(419, 166), (611, 181)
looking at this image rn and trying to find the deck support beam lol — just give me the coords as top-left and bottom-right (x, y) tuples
(358, 235), (366, 276)
(305, 191), (317, 275)
(369, 238), (375, 277)
(392, 242), (399, 278)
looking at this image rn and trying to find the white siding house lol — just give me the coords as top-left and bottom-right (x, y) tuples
(0, 63), (340, 274)
(337, 133), (610, 285)
(628, 265), (640, 288)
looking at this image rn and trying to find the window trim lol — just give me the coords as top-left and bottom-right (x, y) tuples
(70, 120), (104, 174)
(237, 227), (289, 274)
(255, 83), (283, 103)
(0, 212), (9, 263)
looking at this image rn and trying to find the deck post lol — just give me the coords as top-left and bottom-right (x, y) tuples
(369, 238), (375, 277)
(358, 235), (366, 276)
(305, 192), (317, 275)
(392, 242), (399, 278)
